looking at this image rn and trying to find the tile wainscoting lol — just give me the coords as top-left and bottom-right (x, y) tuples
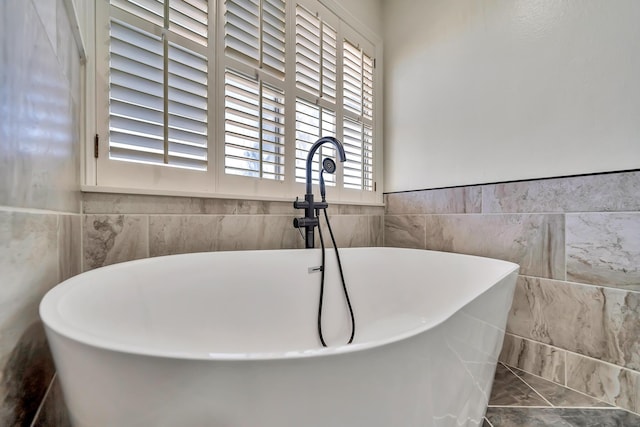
(384, 170), (640, 415)
(81, 193), (384, 271)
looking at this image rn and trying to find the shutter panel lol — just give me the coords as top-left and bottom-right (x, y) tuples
(342, 38), (374, 191)
(295, 5), (321, 96)
(343, 40), (363, 116)
(224, 0), (260, 65)
(113, 0), (208, 45)
(362, 52), (374, 121)
(295, 98), (336, 185)
(362, 123), (374, 190)
(108, 1), (209, 170)
(109, 21), (165, 165)
(262, 0), (286, 76)
(224, 0), (286, 78)
(343, 117), (374, 191)
(321, 23), (337, 102)
(224, 69), (285, 180)
(261, 83), (286, 180)
(294, 4), (339, 186)
(343, 117), (363, 190)
(295, 4), (336, 101)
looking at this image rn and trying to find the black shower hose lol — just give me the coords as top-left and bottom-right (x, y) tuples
(316, 208), (356, 347)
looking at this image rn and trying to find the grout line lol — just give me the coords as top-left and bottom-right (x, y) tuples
(56, 214), (62, 285)
(423, 215), (427, 249)
(564, 351), (567, 387)
(483, 416), (494, 427)
(30, 373), (57, 427)
(487, 405), (619, 409)
(79, 213), (84, 273)
(563, 213), (567, 282)
(502, 364), (554, 407)
(487, 405), (557, 409)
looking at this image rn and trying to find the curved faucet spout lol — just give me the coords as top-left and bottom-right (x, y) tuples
(294, 136), (346, 249)
(305, 137), (346, 196)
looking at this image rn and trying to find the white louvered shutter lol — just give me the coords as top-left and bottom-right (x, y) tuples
(293, 3), (339, 185)
(107, 0), (209, 170)
(223, 0), (286, 181)
(294, 4), (337, 100)
(342, 39), (374, 191)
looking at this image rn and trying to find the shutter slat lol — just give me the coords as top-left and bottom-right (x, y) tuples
(111, 99), (163, 124)
(168, 141), (207, 159)
(110, 146), (165, 164)
(111, 84), (163, 112)
(110, 131), (163, 151)
(112, 0), (164, 27)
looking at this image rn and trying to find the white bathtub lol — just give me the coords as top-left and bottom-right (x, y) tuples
(40, 248), (518, 427)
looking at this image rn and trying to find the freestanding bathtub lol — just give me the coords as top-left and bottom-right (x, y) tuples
(40, 247), (518, 427)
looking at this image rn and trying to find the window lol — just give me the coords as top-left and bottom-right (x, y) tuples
(93, 0), (381, 203)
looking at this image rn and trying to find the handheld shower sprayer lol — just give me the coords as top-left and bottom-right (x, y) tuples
(292, 137), (354, 347)
(319, 158), (336, 202)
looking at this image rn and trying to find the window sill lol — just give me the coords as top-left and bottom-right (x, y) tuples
(80, 185), (385, 207)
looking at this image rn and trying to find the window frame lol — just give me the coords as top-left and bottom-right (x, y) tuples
(86, 0), (383, 204)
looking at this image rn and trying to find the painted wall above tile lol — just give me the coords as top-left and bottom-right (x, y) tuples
(383, 0), (640, 191)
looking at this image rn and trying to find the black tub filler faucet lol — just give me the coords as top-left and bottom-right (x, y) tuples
(293, 136), (347, 249)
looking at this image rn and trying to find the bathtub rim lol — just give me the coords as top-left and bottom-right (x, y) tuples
(40, 247), (519, 362)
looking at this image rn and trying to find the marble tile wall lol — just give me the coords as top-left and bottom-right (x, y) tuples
(1, 0), (82, 424)
(384, 170), (640, 415)
(81, 193), (384, 271)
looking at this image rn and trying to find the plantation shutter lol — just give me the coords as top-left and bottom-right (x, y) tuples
(342, 39), (374, 191)
(293, 3), (339, 185)
(294, 5), (337, 101)
(295, 98), (336, 185)
(223, 0), (286, 180)
(224, 0), (285, 77)
(108, 0), (209, 170)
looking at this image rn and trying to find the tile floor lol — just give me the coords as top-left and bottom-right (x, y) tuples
(484, 363), (640, 426)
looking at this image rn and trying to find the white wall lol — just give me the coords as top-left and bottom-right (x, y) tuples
(383, 0), (640, 192)
(329, 0), (382, 36)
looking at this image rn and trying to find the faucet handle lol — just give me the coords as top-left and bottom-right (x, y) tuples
(293, 217), (318, 228)
(293, 197), (309, 210)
